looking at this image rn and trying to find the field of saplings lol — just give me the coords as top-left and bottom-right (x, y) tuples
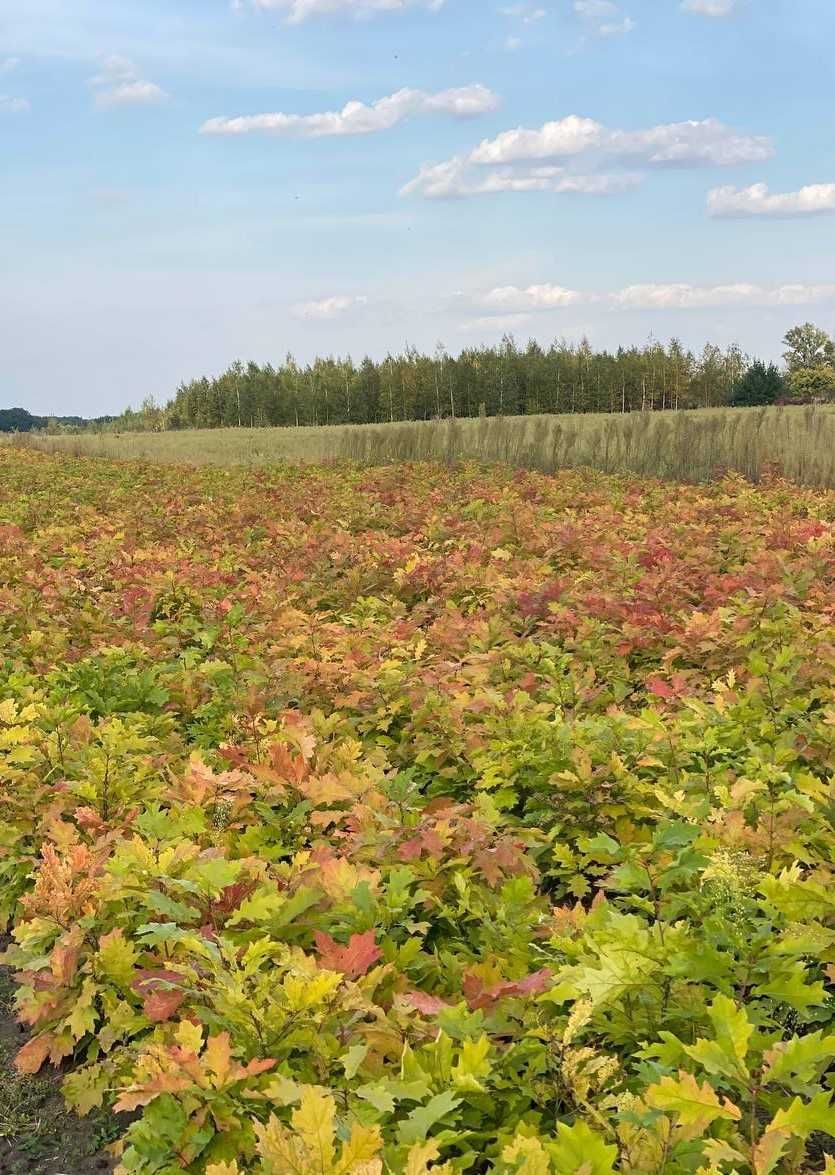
(0, 448), (834, 1174)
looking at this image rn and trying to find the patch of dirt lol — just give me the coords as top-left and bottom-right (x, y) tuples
(0, 966), (119, 1175)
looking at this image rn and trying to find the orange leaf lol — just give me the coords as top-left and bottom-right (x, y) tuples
(16, 1034), (53, 1075)
(314, 931), (382, 980)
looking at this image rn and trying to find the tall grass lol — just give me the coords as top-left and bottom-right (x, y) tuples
(12, 405), (835, 486)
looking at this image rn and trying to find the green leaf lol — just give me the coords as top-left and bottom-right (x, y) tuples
(645, 1071), (741, 1134)
(187, 857), (243, 896)
(396, 1092), (461, 1145)
(339, 1044), (368, 1080)
(762, 1031), (835, 1091)
(451, 1035), (491, 1092)
(754, 963), (828, 1012)
(767, 1092), (835, 1141)
(225, 885), (286, 927)
(683, 994), (751, 1081)
(551, 1120), (617, 1175)
(356, 1082), (396, 1115)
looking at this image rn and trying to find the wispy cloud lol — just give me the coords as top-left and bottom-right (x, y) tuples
(0, 95), (29, 114)
(681, 0), (738, 15)
(245, 0), (445, 23)
(708, 182), (835, 218)
(402, 158), (638, 198)
(404, 113), (772, 199)
(458, 313), (533, 333)
(574, 0), (635, 37)
(0, 57), (20, 75)
(292, 294), (369, 319)
(201, 84), (498, 138)
(90, 56), (168, 109)
(474, 281), (835, 312)
(611, 283), (835, 309)
(499, 4), (547, 23)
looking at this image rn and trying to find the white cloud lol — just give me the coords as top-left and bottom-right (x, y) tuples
(500, 4), (547, 22)
(293, 294), (369, 319)
(246, 0), (444, 23)
(0, 58), (20, 75)
(624, 282), (835, 309)
(201, 84), (498, 137)
(707, 182), (835, 218)
(404, 113), (771, 200)
(458, 313), (533, 333)
(574, 0), (635, 36)
(0, 95), (29, 114)
(468, 114), (772, 167)
(484, 283), (585, 309)
(475, 281), (835, 312)
(401, 156), (638, 198)
(681, 0), (737, 15)
(90, 56), (168, 109)
(504, 35), (524, 50)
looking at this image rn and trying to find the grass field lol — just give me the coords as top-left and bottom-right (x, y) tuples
(0, 447), (834, 1173)
(18, 403), (835, 486)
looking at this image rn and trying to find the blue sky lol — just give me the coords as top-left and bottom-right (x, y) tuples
(1, 0), (834, 415)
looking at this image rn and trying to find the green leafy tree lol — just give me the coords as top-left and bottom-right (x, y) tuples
(782, 322), (835, 371)
(787, 365), (835, 402)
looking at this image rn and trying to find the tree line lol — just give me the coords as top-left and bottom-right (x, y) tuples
(11, 322), (835, 434)
(132, 323), (835, 433)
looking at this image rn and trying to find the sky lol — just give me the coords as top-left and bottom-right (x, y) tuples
(1, 0), (834, 416)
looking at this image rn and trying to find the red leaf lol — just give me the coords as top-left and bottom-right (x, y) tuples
(646, 676), (675, 699)
(404, 991), (450, 1016)
(463, 968), (552, 1011)
(143, 989), (185, 1023)
(313, 930), (382, 980)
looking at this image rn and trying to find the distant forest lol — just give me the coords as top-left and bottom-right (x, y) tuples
(4, 323), (834, 434)
(131, 324), (835, 433)
(0, 408), (117, 434)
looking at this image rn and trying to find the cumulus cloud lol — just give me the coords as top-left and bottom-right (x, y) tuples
(475, 281), (835, 312)
(0, 95), (29, 114)
(681, 0), (738, 15)
(707, 182), (835, 218)
(201, 84), (498, 138)
(484, 284), (586, 309)
(90, 56), (168, 109)
(468, 114), (771, 167)
(293, 295), (369, 319)
(246, 0), (444, 23)
(403, 113), (771, 200)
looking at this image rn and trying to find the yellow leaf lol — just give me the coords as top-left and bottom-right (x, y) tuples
(404, 1141), (454, 1175)
(256, 1113), (307, 1174)
(501, 1135), (552, 1174)
(175, 1019), (204, 1053)
(646, 1071), (741, 1141)
(291, 1086), (336, 1172)
(335, 1123), (382, 1174)
(204, 1033), (233, 1087)
(97, 929), (139, 987)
